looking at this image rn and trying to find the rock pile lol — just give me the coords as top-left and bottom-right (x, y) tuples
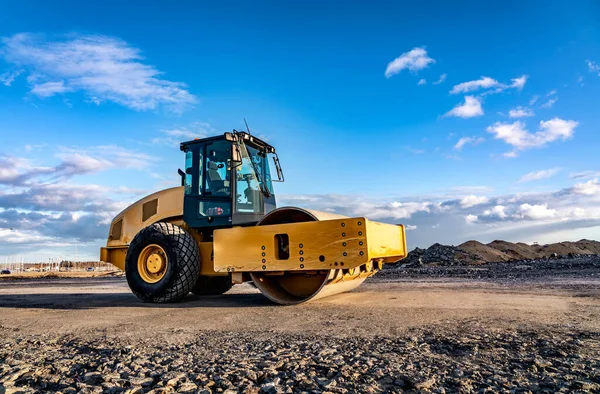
(394, 243), (479, 267)
(379, 254), (600, 282)
(390, 239), (600, 267)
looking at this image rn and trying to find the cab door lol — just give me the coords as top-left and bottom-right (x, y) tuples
(182, 139), (233, 229)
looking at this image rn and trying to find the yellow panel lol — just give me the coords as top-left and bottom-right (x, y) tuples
(100, 247), (127, 271)
(101, 243), (223, 276)
(199, 242), (227, 276)
(365, 221), (407, 262)
(106, 186), (184, 247)
(213, 217), (405, 272)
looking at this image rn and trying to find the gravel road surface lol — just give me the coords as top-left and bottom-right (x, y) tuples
(1, 257), (599, 393)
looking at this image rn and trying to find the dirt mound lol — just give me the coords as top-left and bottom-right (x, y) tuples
(486, 240), (541, 260)
(395, 239), (600, 267)
(533, 239), (600, 257)
(458, 240), (512, 263)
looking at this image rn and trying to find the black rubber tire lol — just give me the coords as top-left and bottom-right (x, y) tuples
(191, 275), (233, 296)
(125, 222), (200, 303)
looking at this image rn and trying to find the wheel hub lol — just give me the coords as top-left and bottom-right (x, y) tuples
(137, 244), (168, 283)
(146, 253), (165, 273)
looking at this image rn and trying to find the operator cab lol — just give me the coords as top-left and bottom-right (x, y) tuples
(180, 131), (283, 230)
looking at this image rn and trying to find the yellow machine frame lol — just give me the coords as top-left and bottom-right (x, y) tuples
(100, 186), (407, 304)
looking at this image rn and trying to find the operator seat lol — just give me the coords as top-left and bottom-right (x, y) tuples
(207, 162), (229, 195)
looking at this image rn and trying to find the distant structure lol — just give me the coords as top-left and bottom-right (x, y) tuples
(1, 255), (113, 273)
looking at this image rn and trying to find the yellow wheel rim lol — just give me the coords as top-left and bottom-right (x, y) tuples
(137, 244), (168, 283)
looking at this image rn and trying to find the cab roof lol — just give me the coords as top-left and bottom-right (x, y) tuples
(180, 131), (276, 153)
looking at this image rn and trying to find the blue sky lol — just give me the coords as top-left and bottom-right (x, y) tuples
(1, 1), (599, 261)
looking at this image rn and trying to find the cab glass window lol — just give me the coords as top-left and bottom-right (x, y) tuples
(204, 141), (231, 196)
(184, 151), (193, 195)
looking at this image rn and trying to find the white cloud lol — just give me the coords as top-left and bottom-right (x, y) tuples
(0, 145), (152, 187)
(517, 168), (560, 183)
(0, 69), (23, 86)
(433, 73), (446, 85)
(54, 153), (113, 176)
(460, 195), (489, 208)
(572, 179), (600, 195)
(385, 47), (435, 78)
(0, 33), (198, 112)
(152, 122), (213, 146)
(405, 225), (417, 231)
(454, 136), (484, 150)
(465, 214), (478, 224)
(444, 96), (483, 118)
(517, 204), (556, 220)
(510, 75), (528, 90)
(486, 118), (577, 150)
(587, 60), (600, 75)
(508, 106), (534, 118)
(30, 80), (71, 97)
(503, 151), (518, 158)
(569, 171), (600, 180)
(529, 95), (539, 105)
(482, 205), (508, 220)
(450, 75), (527, 95)
(450, 76), (499, 94)
(417, 78), (426, 86)
(540, 97), (557, 108)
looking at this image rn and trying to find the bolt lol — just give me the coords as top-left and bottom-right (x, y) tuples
(342, 242), (347, 247)
(300, 264), (304, 269)
(261, 245), (265, 250)
(262, 265), (266, 270)
(300, 257), (304, 262)
(359, 251), (364, 256)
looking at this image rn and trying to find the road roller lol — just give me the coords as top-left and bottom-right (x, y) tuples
(100, 131), (407, 305)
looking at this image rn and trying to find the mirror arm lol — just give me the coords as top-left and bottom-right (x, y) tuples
(177, 169), (185, 186)
(272, 153), (285, 182)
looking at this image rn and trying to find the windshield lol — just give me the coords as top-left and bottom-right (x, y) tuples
(234, 142), (274, 213)
(246, 145), (274, 195)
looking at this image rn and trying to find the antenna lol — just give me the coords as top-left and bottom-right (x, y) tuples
(244, 118), (251, 135)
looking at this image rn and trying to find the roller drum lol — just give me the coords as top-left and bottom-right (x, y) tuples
(250, 207), (369, 305)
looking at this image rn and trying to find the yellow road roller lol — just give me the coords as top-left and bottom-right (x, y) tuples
(100, 131), (407, 304)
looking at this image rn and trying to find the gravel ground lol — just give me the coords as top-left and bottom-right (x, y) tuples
(1, 256), (600, 393)
(2, 326), (599, 394)
(378, 255), (600, 282)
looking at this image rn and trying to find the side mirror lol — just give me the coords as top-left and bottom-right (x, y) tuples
(177, 169), (185, 186)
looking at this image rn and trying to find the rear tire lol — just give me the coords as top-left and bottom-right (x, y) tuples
(125, 222), (200, 303)
(191, 275), (233, 296)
